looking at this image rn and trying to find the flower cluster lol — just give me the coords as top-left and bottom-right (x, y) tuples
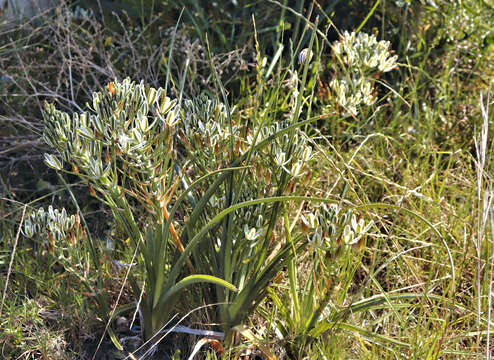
(329, 31), (398, 116)
(329, 77), (377, 117)
(249, 121), (314, 191)
(333, 31), (398, 73)
(24, 206), (77, 243)
(43, 78), (178, 203)
(301, 203), (373, 249)
(177, 94), (242, 169)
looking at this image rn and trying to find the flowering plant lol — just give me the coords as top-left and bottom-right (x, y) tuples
(42, 78), (237, 341)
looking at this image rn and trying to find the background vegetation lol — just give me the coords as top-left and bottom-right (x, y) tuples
(1, 0), (494, 359)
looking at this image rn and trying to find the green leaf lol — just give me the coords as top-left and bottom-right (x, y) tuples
(107, 327), (123, 351)
(156, 274), (238, 311)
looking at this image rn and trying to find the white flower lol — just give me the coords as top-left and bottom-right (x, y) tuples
(290, 161), (303, 177)
(301, 146), (313, 162)
(378, 55), (398, 72)
(244, 225), (263, 248)
(343, 224), (358, 245)
(274, 151), (288, 167)
(310, 227), (324, 247)
(301, 213), (319, 230)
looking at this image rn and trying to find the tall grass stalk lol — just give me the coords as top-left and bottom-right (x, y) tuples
(0, 204), (25, 317)
(476, 91), (493, 358)
(488, 208), (494, 360)
(474, 91), (492, 332)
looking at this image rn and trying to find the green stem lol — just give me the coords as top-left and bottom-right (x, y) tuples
(284, 206), (300, 324)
